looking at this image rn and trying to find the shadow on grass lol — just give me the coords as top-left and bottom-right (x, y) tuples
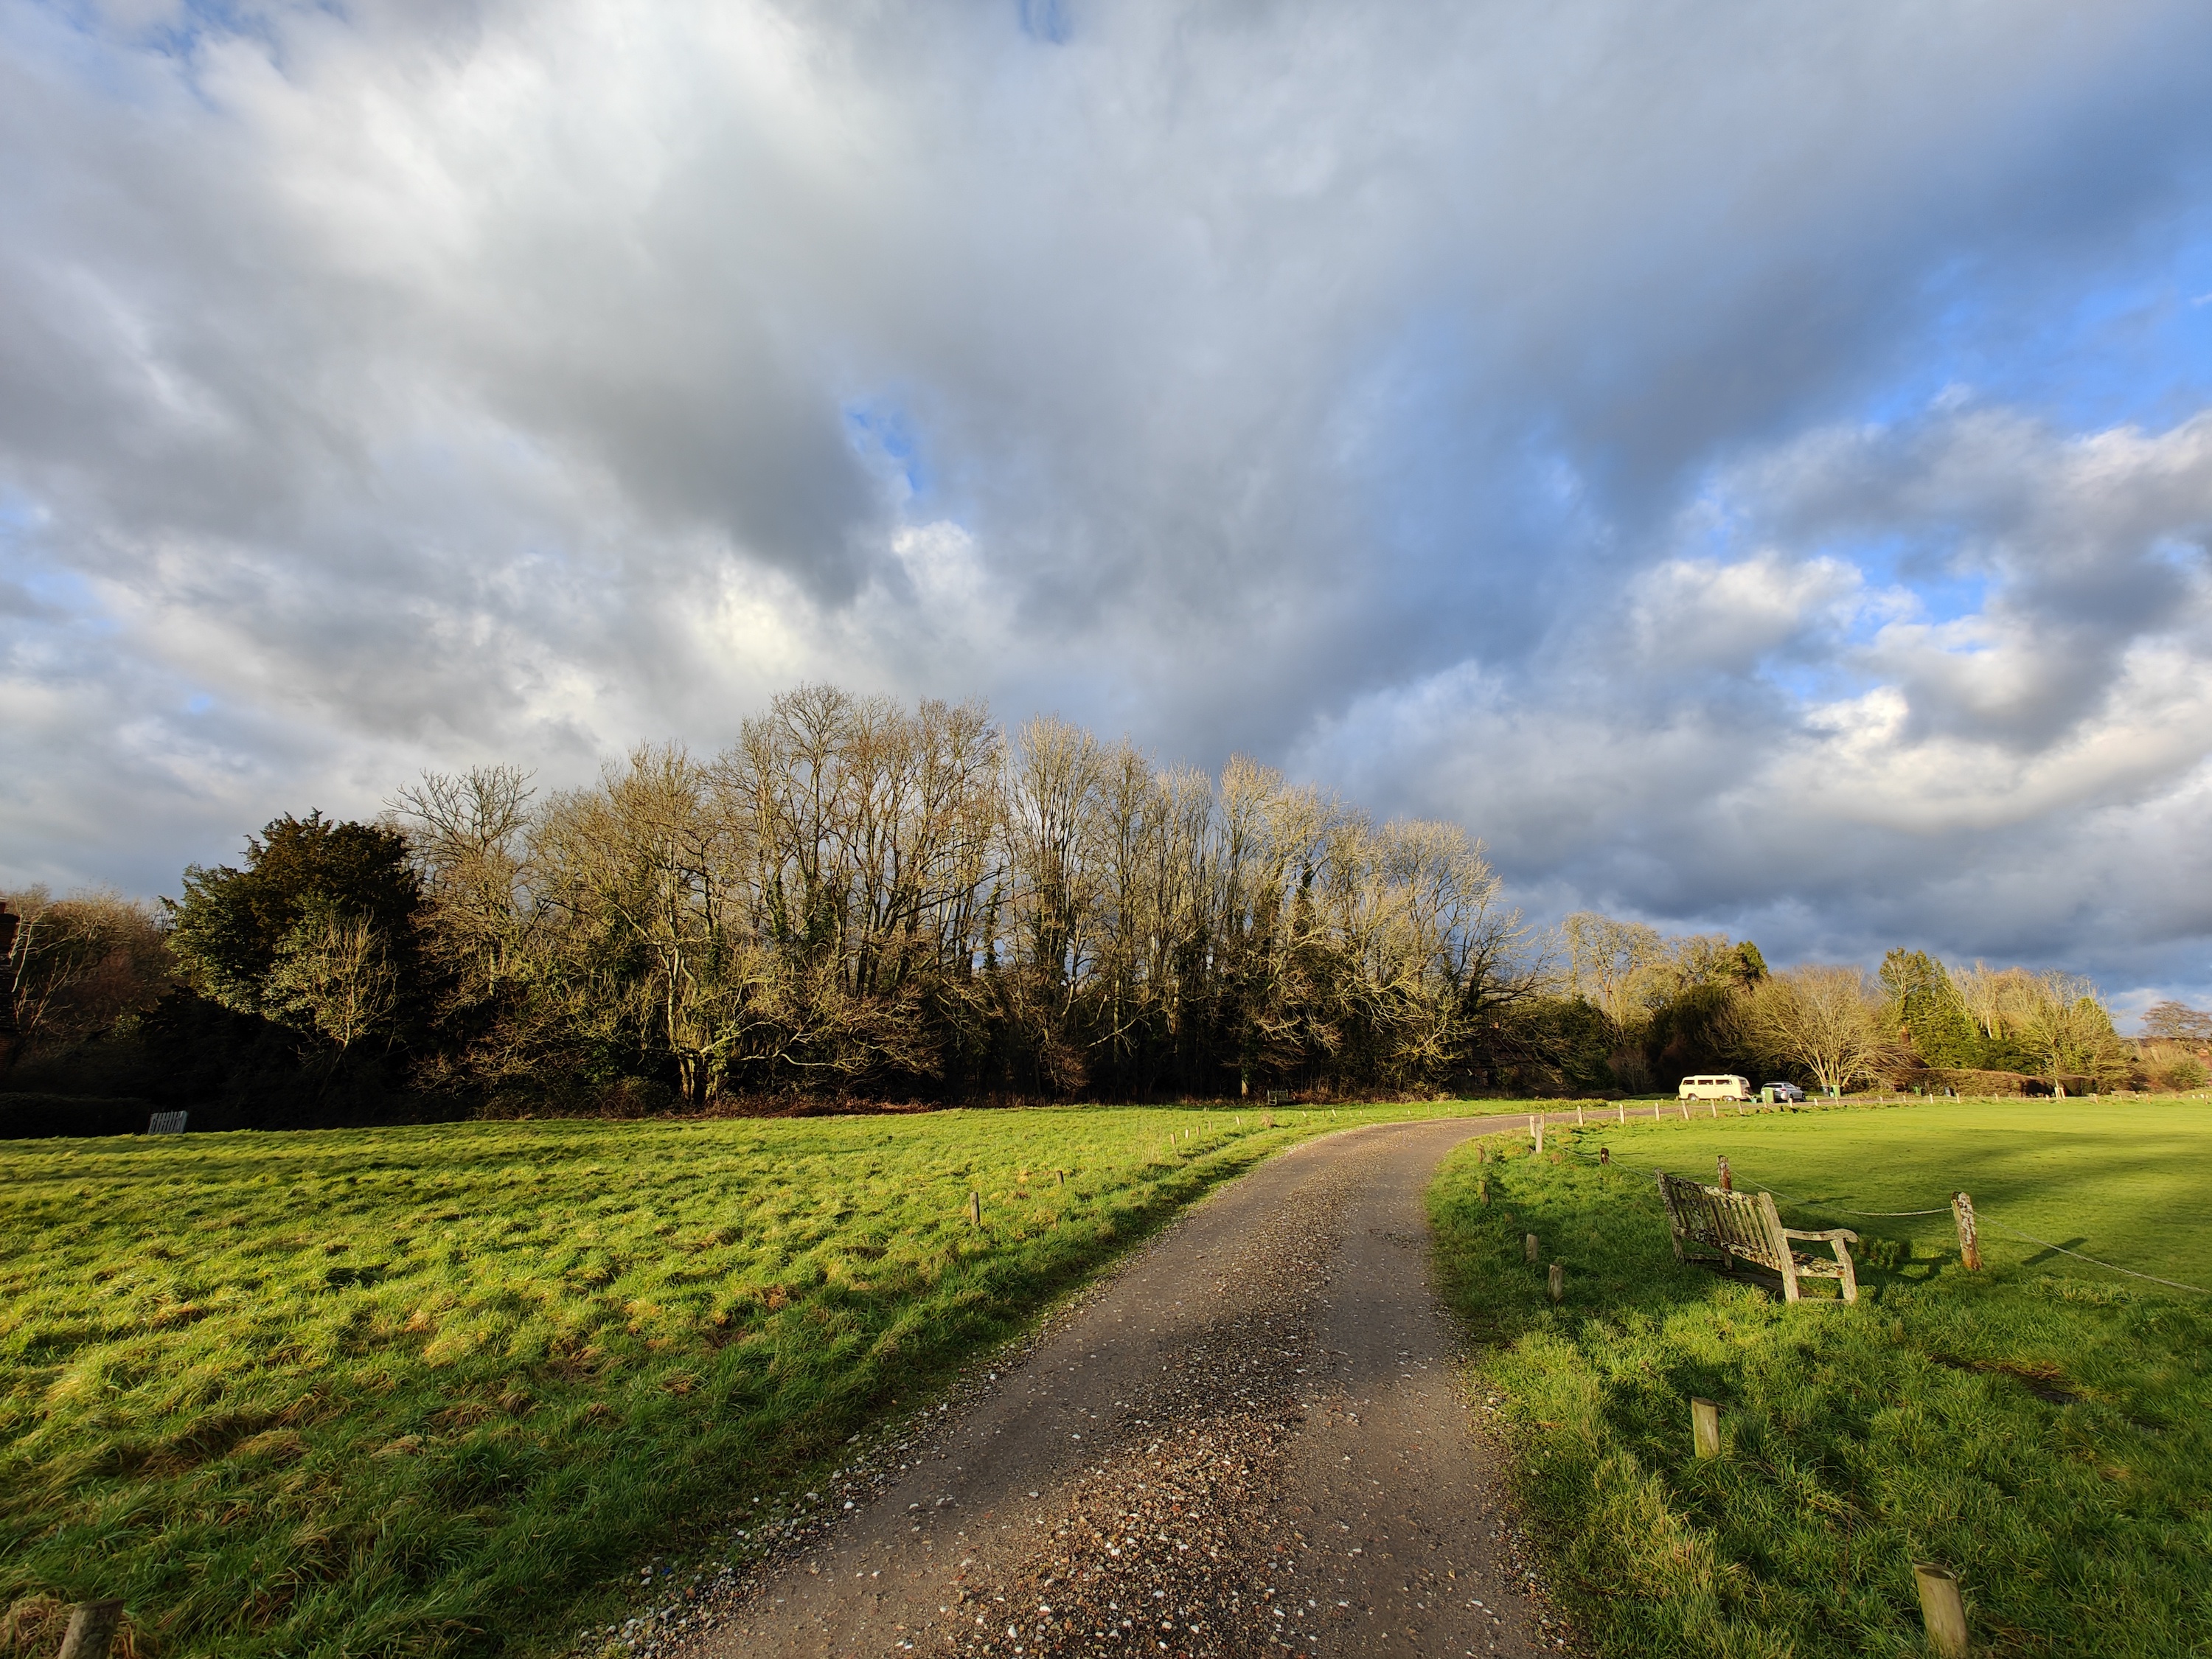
(1430, 1130), (2212, 1659)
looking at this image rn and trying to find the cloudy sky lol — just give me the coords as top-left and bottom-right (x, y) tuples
(5, 0), (2212, 1018)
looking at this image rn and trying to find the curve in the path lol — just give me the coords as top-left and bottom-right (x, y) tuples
(670, 1113), (1571, 1659)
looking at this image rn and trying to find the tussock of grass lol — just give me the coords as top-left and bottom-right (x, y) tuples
(1431, 1102), (2212, 1659)
(1, 1104), (1419, 1658)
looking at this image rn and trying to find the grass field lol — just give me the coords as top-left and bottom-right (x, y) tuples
(0, 1102), (1445, 1659)
(1430, 1100), (2212, 1659)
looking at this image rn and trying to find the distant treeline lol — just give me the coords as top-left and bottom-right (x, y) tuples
(4, 685), (2203, 1126)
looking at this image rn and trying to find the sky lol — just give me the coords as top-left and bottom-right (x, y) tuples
(4, 0), (2212, 1023)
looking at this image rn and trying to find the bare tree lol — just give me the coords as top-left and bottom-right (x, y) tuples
(1740, 964), (1898, 1096)
(2, 886), (173, 1056)
(2010, 971), (2128, 1093)
(2141, 999), (2212, 1041)
(265, 914), (399, 1054)
(1562, 911), (1666, 1027)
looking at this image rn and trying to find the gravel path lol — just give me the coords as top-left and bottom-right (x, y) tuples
(655, 1115), (1570, 1659)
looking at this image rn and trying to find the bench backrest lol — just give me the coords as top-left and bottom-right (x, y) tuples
(1657, 1171), (1787, 1270)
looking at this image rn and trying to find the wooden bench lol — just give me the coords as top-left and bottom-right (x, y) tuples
(1655, 1171), (1859, 1303)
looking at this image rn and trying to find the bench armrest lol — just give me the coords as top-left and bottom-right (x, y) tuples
(1781, 1226), (1859, 1244)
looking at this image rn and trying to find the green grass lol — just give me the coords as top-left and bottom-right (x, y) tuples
(1430, 1100), (2212, 1658)
(0, 1102), (1446, 1659)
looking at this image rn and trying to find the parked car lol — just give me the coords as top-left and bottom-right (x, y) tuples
(1761, 1082), (1806, 1102)
(1678, 1074), (1752, 1101)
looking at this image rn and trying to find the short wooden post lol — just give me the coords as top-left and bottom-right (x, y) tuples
(1680, 1102), (1691, 1121)
(1914, 1563), (1969, 1657)
(1691, 1398), (1720, 1459)
(1617, 1103), (1626, 1124)
(967, 1191), (982, 1228)
(1477, 1175), (1489, 1205)
(1547, 1262), (1564, 1303)
(57, 1601), (125, 1659)
(1523, 1232), (1539, 1262)
(1653, 1103), (1662, 1121)
(1057, 1169), (1065, 1187)
(1576, 1104), (1586, 1126)
(1709, 1101), (1719, 1119)
(1717, 1155), (1732, 1193)
(1534, 1119), (1545, 1155)
(1598, 1146), (1610, 1166)
(1952, 1192), (1980, 1271)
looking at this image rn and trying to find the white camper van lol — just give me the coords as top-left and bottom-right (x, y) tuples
(1678, 1074), (1752, 1101)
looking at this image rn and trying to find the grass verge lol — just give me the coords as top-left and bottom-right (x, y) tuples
(2, 1102), (1467, 1659)
(1430, 1101), (2212, 1659)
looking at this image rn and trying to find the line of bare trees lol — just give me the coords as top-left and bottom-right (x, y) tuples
(227, 684), (1542, 1105)
(8, 684), (2191, 1113)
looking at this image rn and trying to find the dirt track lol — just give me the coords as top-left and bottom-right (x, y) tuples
(667, 1115), (1568, 1659)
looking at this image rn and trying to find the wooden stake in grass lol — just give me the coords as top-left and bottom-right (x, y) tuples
(1618, 1102), (1627, 1125)
(1523, 1232), (1540, 1263)
(1535, 1119), (1546, 1155)
(1654, 1103), (1662, 1122)
(1598, 1146), (1610, 1166)
(1952, 1192), (1981, 1271)
(1691, 1397), (1721, 1459)
(56, 1600), (124, 1659)
(1548, 1262), (1565, 1303)
(1717, 1155), (1732, 1193)
(1913, 1563), (1970, 1657)
(1576, 1104), (1586, 1126)
(967, 1191), (982, 1228)
(1057, 1169), (1066, 1187)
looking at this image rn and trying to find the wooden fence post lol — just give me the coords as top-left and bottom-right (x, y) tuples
(1547, 1262), (1565, 1303)
(1691, 1398), (1720, 1459)
(1717, 1155), (1731, 1193)
(1535, 1119), (1545, 1155)
(1598, 1147), (1610, 1166)
(1523, 1233), (1540, 1263)
(56, 1601), (124, 1659)
(1914, 1563), (1969, 1657)
(967, 1191), (982, 1228)
(1617, 1102), (1626, 1124)
(1952, 1192), (1980, 1271)
(1576, 1104), (1586, 1125)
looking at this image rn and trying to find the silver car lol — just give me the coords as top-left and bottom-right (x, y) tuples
(1761, 1082), (1806, 1102)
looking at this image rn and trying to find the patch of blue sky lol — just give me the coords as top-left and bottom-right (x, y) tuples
(1865, 229), (2212, 434)
(1809, 529), (1991, 632)
(1017, 0), (1071, 46)
(24, 0), (311, 112)
(842, 398), (931, 505)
